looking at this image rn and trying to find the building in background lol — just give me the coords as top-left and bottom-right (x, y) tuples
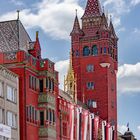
(70, 0), (118, 139)
(0, 65), (19, 140)
(118, 127), (137, 140)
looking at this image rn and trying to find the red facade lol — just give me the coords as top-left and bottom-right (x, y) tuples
(0, 28), (59, 140)
(70, 0), (118, 139)
(0, 0), (118, 139)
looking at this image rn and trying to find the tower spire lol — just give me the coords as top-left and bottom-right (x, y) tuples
(82, 0), (102, 18)
(64, 49), (77, 102)
(70, 10), (81, 35)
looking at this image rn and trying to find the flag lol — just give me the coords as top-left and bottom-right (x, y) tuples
(89, 113), (94, 140)
(69, 104), (74, 140)
(102, 121), (106, 140)
(106, 123), (111, 140)
(76, 107), (82, 140)
(82, 110), (89, 140)
(94, 116), (99, 140)
(112, 126), (115, 140)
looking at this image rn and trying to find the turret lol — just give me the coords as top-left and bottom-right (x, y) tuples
(29, 31), (41, 59)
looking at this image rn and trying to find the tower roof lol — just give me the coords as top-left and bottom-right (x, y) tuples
(82, 0), (102, 18)
(70, 12), (81, 35)
(0, 20), (31, 52)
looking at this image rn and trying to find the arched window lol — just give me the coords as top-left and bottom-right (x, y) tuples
(92, 45), (98, 56)
(104, 47), (107, 54)
(83, 46), (90, 56)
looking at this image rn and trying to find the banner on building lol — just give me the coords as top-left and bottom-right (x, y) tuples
(82, 110), (88, 140)
(69, 104), (74, 140)
(94, 116), (99, 140)
(0, 124), (11, 138)
(76, 107), (82, 140)
(106, 123), (115, 140)
(89, 113), (94, 140)
(102, 121), (106, 140)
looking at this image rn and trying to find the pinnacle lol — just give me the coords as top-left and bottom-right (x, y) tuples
(70, 13), (81, 35)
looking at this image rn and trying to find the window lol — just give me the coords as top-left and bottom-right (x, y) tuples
(92, 45), (98, 56)
(7, 85), (16, 103)
(26, 106), (29, 119)
(49, 79), (51, 90)
(27, 106), (38, 122)
(46, 78), (48, 89)
(39, 79), (43, 92)
(53, 111), (55, 123)
(87, 64), (94, 72)
(0, 81), (3, 97)
(115, 55), (117, 61)
(46, 109), (48, 121)
(0, 108), (4, 123)
(83, 46), (90, 56)
(35, 110), (38, 121)
(87, 82), (94, 90)
(29, 76), (38, 91)
(32, 106), (35, 121)
(100, 47), (102, 54)
(104, 47), (107, 54)
(75, 50), (79, 57)
(51, 80), (54, 91)
(87, 100), (97, 108)
(29, 106), (32, 119)
(7, 111), (17, 128)
(40, 111), (44, 126)
(49, 110), (52, 122)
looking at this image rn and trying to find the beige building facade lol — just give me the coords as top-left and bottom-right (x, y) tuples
(0, 65), (19, 140)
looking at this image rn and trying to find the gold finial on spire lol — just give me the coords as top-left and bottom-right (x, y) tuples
(110, 15), (112, 22)
(75, 9), (78, 16)
(17, 10), (20, 20)
(102, 6), (105, 13)
(36, 31), (39, 40)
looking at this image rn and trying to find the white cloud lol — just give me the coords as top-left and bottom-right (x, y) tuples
(137, 125), (140, 132)
(131, 0), (140, 6)
(118, 124), (127, 134)
(55, 59), (69, 89)
(0, 0), (84, 40)
(102, 0), (131, 31)
(118, 63), (140, 94)
(103, 0), (130, 15)
(133, 28), (140, 34)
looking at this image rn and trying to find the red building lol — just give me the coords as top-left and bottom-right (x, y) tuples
(70, 0), (118, 139)
(0, 0), (118, 139)
(0, 20), (59, 140)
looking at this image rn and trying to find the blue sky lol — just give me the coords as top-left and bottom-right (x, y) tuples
(0, 0), (140, 139)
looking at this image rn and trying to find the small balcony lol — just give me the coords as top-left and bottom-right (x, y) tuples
(39, 125), (56, 138)
(38, 93), (56, 105)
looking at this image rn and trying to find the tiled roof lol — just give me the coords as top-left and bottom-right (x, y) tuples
(0, 20), (31, 52)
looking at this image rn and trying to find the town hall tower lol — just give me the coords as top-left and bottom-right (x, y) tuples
(70, 0), (118, 139)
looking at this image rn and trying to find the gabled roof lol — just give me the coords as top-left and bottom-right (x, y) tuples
(0, 20), (31, 52)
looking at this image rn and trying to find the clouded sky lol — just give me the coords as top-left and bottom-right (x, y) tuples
(0, 0), (140, 139)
